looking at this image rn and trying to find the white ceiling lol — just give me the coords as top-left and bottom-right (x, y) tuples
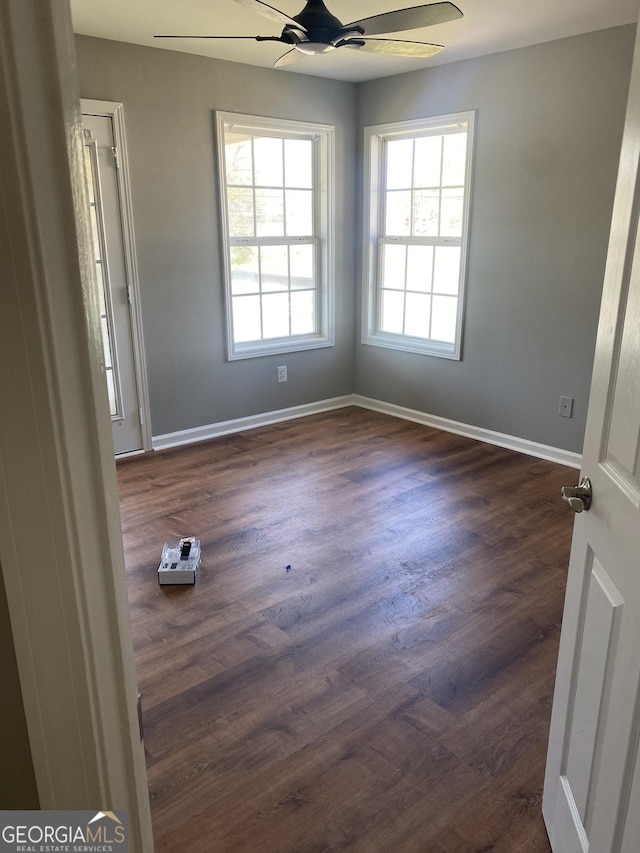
(70, 0), (639, 83)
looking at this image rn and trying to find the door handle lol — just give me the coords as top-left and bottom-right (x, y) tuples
(561, 477), (592, 513)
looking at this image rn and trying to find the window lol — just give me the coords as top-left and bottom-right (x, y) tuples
(362, 112), (475, 359)
(83, 131), (121, 418)
(216, 112), (334, 360)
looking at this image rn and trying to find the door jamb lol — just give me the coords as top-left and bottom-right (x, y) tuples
(0, 1), (153, 847)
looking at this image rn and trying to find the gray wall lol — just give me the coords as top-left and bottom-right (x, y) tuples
(77, 27), (635, 453)
(76, 37), (357, 436)
(355, 26), (635, 453)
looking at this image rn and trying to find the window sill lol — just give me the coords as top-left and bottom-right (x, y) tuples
(361, 332), (461, 360)
(228, 334), (334, 361)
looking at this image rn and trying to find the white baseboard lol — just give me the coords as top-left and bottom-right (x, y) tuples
(152, 395), (356, 451)
(353, 395), (582, 469)
(152, 393), (582, 469)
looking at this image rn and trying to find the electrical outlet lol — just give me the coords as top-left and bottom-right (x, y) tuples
(277, 365), (287, 383)
(559, 396), (573, 418)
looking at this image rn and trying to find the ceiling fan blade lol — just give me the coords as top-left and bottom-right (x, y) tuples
(274, 48), (305, 67)
(349, 37), (443, 57)
(233, 0), (307, 32)
(345, 2), (462, 37)
(154, 34), (269, 39)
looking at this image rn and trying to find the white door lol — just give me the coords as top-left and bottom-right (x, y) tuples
(82, 111), (144, 455)
(543, 17), (640, 853)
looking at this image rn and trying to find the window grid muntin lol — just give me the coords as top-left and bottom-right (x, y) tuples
(229, 237), (319, 342)
(378, 243), (461, 343)
(377, 123), (469, 348)
(230, 241), (318, 342)
(225, 132), (317, 238)
(225, 125), (321, 345)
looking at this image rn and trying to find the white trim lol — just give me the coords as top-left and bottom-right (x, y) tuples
(228, 334), (335, 360)
(353, 395), (582, 468)
(215, 111), (335, 360)
(361, 111), (476, 361)
(81, 98), (153, 452)
(153, 395), (355, 450)
(115, 448), (146, 461)
(152, 392), (581, 468)
(0, 2), (153, 846)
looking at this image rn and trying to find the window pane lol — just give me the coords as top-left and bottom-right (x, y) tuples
(380, 289), (405, 334)
(105, 368), (117, 417)
(291, 290), (315, 335)
(101, 316), (113, 369)
(431, 295), (457, 343)
(225, 132), (253, 185)
(89, 206), (101, 261)
(87, 144), (121, 415)
(255, 188), (284, 236)
(440, 188), (464, 236)
(286, 189), (313, 236)
(260, 245), (289, 292)
(231, 246), (259, 295)
(433, 246), (461, 295)
(84, 147), (96, 204)
(386, 139), (413, 189)
(442, 132), (467, 186)
(284, 139), (313, 188)
(413, 135), (442, 188)
(97, 267), (107, 315)
(262, 292), (290, 338)
(228, 186), (255, 237)
(385, 190), (411, 236)
(404, 292), (431, 338)
(290, 244), (314, 289)
(382, 243), (406, 290)
(406, 245), (433, 292)
(233, 294), (262, 342)
(254, 136), (283, 186)
(413, 190), (439, 236)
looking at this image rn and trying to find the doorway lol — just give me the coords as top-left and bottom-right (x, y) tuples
(81, 100), (151, 456)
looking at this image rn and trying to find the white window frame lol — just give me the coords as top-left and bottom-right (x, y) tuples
(216, 111), (335, 360)
(361, 111), (475, 360)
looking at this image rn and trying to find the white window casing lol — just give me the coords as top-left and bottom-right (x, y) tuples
(216, 112), (335, 360)
(362, 111), (475, 360)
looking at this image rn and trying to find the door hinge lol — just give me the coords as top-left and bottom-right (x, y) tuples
(111, 145), (120, 170)
(139, 407), (145, 426)
(126, 284), (133, 305)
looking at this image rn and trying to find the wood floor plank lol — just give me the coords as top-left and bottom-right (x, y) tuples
(117, 407), (573, 851)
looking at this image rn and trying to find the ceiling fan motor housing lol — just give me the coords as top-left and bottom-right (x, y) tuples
(286, 0), (364, 49)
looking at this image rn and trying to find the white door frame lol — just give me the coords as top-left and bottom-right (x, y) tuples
(0, 0), (153, 848)
(81, 97), (153, 455)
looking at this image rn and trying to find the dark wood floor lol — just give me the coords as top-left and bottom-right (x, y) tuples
(117, 407), (575, 852)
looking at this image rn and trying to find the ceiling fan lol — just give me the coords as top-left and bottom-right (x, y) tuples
(155, 0), (463, 67)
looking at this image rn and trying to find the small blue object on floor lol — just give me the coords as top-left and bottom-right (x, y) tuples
(285, 564), (292, 573)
